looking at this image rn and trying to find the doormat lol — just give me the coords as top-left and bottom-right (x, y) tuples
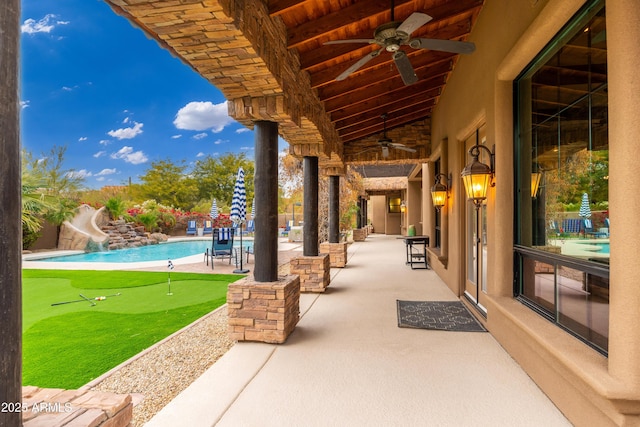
(396, 300), (487, 332)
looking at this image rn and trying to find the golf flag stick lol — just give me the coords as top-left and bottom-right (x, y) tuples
(167, 259), (174, 295)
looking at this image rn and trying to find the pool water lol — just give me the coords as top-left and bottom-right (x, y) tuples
(35, 240), (254, 263)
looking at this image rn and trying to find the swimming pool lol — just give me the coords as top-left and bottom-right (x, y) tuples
(32, 239), (254, 263)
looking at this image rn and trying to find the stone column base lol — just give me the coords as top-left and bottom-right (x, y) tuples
(353, 228), (367, 241)
(320, 242), (348, 268)
(290, 254), (330, 293)
(227, 275), (300, 344)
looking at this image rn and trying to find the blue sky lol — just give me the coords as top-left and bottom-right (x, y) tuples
(20, 0), (265, 189)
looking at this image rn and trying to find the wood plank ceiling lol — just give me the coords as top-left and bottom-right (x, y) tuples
(269, 0), (484, 165)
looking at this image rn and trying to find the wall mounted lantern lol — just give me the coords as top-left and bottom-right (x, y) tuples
(461, 143), (495, 208)
(531, 171), (542, 198)
(400, 200), (406, 213)
(431, 173), (451, 211)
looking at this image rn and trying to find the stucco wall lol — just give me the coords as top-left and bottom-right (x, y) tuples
(423, 0), (640, 425)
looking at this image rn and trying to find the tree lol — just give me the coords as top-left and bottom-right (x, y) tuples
(43, 198), (78, 247)
(28, 145), (85, 199)
(191, 152), (255, 207)
(136, 159), (198, 210)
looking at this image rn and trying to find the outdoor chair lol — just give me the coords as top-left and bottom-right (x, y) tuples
(584, 219), (607, 238)
(186, 220), (197, 235)
(203, 220), (213, 235)
(562, 218), (582, 236)
(205, 228), (237, 270)
(245, 219), (255, 235)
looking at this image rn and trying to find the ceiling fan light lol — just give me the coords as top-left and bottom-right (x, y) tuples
(382, 146), (389, 158)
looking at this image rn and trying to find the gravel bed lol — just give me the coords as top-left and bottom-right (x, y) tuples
(89, 306), (234, 426)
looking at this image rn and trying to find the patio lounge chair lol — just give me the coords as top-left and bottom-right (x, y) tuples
(245, 220), (255, 235)
(205, 228), (236, 269)
(203, 220), (213, 235)
(186, 220), (197, 235)
(584, 219), (607, 238)
(562, 218), (582, 236)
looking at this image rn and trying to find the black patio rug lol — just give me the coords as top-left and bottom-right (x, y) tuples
(396, 300), (487, 332)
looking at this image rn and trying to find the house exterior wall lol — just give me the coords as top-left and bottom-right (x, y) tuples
(370, 195), (387, 234)
(426, 0), (640, 424)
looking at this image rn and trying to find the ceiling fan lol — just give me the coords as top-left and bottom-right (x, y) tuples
(373, 114), (417, 158)
(325, 0), (476, 85)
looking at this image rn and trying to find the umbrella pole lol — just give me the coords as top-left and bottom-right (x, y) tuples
(234, 222), (249, 274)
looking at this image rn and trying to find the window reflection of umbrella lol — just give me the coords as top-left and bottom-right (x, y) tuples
(579, 192), (592, 235)
(230, 167), (249, 274)
(579, 193), (592, 218)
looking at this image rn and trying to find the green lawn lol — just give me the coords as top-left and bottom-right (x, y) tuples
(22, 269), (241, 389)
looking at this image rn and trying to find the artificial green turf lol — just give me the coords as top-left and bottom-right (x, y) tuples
(22, 269), (241, 389)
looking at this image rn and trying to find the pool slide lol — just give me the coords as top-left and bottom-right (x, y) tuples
(57, 204), (109, 251)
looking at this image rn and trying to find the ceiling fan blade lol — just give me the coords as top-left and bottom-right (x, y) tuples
(392, 50), (418, 86)
(409, 38), (476, 54)
(389, 143), (417, 153)
(396, 13), (432, 37)
(324, 39), (375, 45)
(336, 49), (381, 81)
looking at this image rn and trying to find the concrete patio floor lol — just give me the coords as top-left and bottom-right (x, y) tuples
(146, 234), (571, 427)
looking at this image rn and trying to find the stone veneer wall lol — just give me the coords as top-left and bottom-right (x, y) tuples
(227, 275), (300, 344)
(320, 242), (348, 268)
(21, 386), (132, 427)
(290, 254), (330, 293)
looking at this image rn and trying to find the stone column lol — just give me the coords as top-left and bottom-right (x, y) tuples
(0, 1), (22, 424)
(291, 156), (330, 292)
(321, 175), (348, 267)
(253, 120), (279, 282)
(606, 0), (640, 385)
(303, 156), (319, 256)
(228, 120), (300, 343)
(329, 175), (340, 243)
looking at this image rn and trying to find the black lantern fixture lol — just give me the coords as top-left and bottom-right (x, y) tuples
(430, 173), (451, 211)
(461, 143), (495, 207)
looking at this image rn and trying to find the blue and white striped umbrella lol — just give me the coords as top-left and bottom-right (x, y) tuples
(209, 199), (218, 220)
(230, 167), (246, 225)
(578, 192), (592, 218)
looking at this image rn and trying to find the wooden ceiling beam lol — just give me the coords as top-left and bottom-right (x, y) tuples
(287, 0), (414, 49)
(268, 0), (311, 17)
(323, 61), (450, 112)
(340, 107), (433, 143)
(334, 93), (439, 132)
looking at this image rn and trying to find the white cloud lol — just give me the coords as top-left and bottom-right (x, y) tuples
(171, 134), (182, 139)
(193, 132), (208, 140)
(213, 139), (226, 145)
(78, 136), (88, 142)
(20, 100), (30, 109)
(240, 146), (254, 151)
(108, 122), (143, 140)
(236, 128), (250, 134)
(21, 14), (69, 35)
(93, 151), (106, 158)
(173, 101), (233, 132)
(97, 168), (117, 176)
(67, 169), (92, 179)
(196, 152), (206, 157)
(110, 146), (148, 165)
(96, 177), (105, 182)
(99, 140), (110, 146)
